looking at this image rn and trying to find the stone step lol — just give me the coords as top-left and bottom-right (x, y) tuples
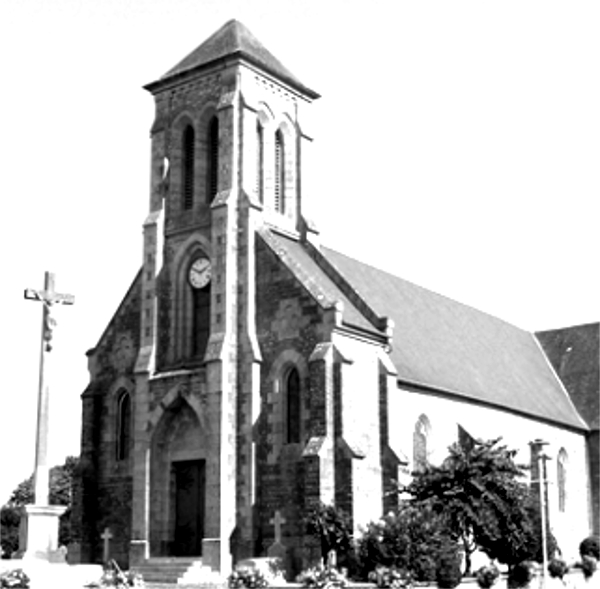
(133, 558), (202, 584)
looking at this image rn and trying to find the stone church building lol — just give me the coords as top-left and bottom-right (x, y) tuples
(72, 20), (598, 581)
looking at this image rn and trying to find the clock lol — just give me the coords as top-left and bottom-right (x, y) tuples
(188, 257), (212, 289)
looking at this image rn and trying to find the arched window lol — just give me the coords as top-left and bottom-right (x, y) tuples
(413, 414), (430, 471)
(256, 122), (264, 203)
(207, 116), (219, 203)
(557, 448), (567, 512)
(182, 125), (195, 210)
(116, 391), (131, 461)
(286, 367), (301, 443)
(274, 129), (285, 214)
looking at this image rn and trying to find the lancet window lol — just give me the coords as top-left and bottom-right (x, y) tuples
(116, 390), (132, 461)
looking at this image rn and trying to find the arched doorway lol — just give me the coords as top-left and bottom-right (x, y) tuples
(150, 397), (207, 556)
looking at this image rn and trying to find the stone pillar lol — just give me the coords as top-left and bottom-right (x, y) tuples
(234, 98), (264, 561)
(130, 158), (163, 563)
(201, 82), (241, 575)
(129, 374), (151, 565)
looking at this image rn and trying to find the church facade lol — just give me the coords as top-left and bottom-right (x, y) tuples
(72, 20), (598, 579)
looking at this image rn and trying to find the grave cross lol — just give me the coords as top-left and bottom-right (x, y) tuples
(101, 527), (113, 563)
(269, 510), (286, 544)
(24, 271), (74, 506)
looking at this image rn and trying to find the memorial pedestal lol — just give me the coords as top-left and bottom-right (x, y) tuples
(19, 504), (67, 562)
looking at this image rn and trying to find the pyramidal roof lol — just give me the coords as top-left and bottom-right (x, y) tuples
(147, 19), (319, 98)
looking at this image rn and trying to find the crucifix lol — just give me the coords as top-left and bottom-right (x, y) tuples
(24, 271), (74, 506)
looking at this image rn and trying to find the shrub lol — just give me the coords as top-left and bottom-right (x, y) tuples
(435, 540), (463, 589)
(547, 558), (568, 579)
(508, 562), (534, 589)
(368, 566), (412, 588)
(85, 562), (144, 588)
(305, 503), (353, 567)
(228, 566), (269, 588)
(355, 505), (447, 583)
(475, 564), (500, 589)
(581, 556), (597, 580)
(296, 565), (348, 588)
(0, 568), (30, 589)
(579, 536), (600, 561)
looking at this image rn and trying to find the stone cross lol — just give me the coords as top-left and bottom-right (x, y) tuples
(269, 510), (286, 544)
(101, 527), (113, 563)
(24, 271), (74, 506)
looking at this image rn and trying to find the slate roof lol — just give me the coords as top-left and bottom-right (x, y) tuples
(315, 245), (588, 431)
(536, 323), (599, 429)
(146, 19), (319, 98)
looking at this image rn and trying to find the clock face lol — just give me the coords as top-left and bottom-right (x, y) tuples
(189, 257), (212, 289)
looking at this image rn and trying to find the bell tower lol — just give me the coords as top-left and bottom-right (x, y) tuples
(133, 20), (319, 574)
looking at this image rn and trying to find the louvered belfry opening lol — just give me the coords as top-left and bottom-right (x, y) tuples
(207, 116), (219, 202)
(274, 129), (284, 214)
(286, 367), (300, 443)
(182, 125), (195, 210)
(256, 122), (264, 203)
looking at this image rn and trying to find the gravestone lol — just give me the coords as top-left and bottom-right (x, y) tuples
(101, 527), (113, 564)
(267, 510), (287, 559)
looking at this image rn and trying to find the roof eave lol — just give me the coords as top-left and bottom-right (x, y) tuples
(144, 51), (320, 100)
(396, 376), (590, 435)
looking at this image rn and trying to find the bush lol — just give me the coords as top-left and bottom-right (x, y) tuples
(296, 565), (348, 588)
(368, 566), (412, 588)
(0, 569), (30, 589)
(355, 505), (446, 583)
(508, 562), (534, 589)
(228, 566), (269, 588)
(548, 558), (568, 579)
(87, 564), (144, 588)
(579, 536), (600, 561)
(435, 541), (462, 589)
(581, 556), (597, 580)
(305, 503), (353, 567)
(475, 564), (500, 589)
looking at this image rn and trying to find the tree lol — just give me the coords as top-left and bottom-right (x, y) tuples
(1, 456), (79, 557)
(405, 437), (546, 572)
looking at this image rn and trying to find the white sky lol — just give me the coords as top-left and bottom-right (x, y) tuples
(0, 0), (598, 504)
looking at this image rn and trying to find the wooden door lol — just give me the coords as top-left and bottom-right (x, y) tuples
(172, 459), (205, 556)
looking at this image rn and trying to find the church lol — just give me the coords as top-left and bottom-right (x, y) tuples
(72, 19), (599, 582)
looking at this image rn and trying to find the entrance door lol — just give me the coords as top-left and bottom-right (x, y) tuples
(172, 459), (205, 556)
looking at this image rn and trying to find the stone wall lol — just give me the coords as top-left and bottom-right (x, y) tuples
(74, 275), (141, 567)
(254, 235), (326, 575)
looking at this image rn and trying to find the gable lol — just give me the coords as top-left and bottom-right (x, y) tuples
(258, 229), (379, 335)
(85, 270), (142, 386)
(320, 246), (587, 431)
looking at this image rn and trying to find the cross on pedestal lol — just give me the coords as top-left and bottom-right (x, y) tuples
(24, 271), (75, 506)
(101, 527), (113, 563)
(269, 510), (286, 544)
